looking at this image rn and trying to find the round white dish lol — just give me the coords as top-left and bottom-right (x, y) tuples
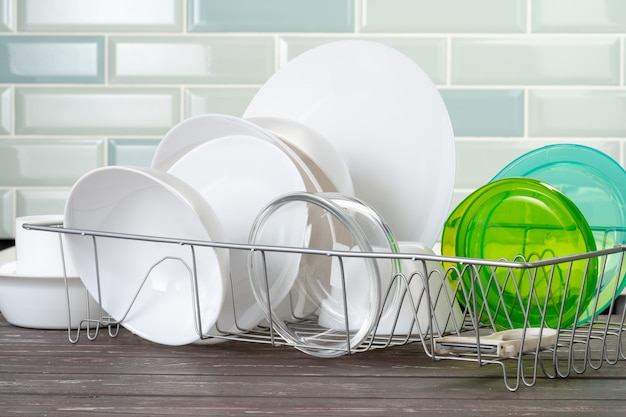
(64, 166), (228, 346)
(245, 116), (354, 195)
(0, 246), (102, 329)
(167, 135), (308, 335)
(243, 40), (456, 246)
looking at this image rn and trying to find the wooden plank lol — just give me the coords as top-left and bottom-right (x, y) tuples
(2, 314), (626, 416)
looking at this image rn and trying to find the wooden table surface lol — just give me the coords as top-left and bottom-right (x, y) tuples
(1, 314), (626, 417)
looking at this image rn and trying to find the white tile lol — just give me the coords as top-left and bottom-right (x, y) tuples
(109, 36), (274, 84)
(454, 138), (622, 189)
(15, 87), (181, 135)
(17, 0), (183, 32)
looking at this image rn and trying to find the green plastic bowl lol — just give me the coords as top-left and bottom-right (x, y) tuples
(442, 177), (598, 330)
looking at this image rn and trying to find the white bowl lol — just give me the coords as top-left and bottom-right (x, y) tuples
(244, 40), (456, 247)
(0, 247), (102, 329)
(64, 166), (228, 346)
(15, 214), (77, 277)
(245, 116), (354, 195)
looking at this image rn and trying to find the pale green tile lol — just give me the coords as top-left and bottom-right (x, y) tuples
(451, 37), (620, 85)
(361, 0), (525, 33)
(15, 87), (181, 135)
(454, 139), (622, 189)
(185, 87), (259, 117)
(532, 0), (626, 33)
(0, 36), (104, 83)
(109, 36), (274, 84)
(440, 89), (524, 137)
(529, 90), (626, 137)
(0, 189), (14, 238)
(16, 189), (69, 218)
(108, 139), (160, 167)
(1, 0), (14, 31)
(17, 0), (183, 32)
(0, 87), (10, 134)
(0, 139), (104, 186)
(188, 0), (354, 32)
(280, 37), (447, 84)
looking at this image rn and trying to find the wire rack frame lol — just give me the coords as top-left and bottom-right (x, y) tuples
(22, 222), (626, 392)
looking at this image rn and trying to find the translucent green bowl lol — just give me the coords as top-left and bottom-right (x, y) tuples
(441, 177), (598, 330)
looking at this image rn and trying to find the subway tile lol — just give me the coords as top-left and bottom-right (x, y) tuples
(0, 139), (104, 187)
(451, 37), (620, 85)
(0, 36), (104, 83)
(1, 0), (13, 31)
(109, 36), (274, 84)
(454, 139), (622, 190)
(279, 37), (447, 84)
(188, 0), (354, 32)
(0, 189), (14, 238)
(107, 139), (160, 167)
(532, 0), (626, 33)
(440, 89), (524, 137)
(185, 87), (258, 117)
(529, 90), (626, 137)
(17, 0), (183, 32)
(360, 0), (525, 33)
(15, 87), (181, 135)
(16, 189), (69, 218)
(0, 87), (10, 134)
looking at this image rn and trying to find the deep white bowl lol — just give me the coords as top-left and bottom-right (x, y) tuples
(64, 166), (228, 345)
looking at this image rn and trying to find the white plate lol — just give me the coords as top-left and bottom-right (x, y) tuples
(244, 116), (354, 195)
(167, 134), (309, 335)
(152, 113), (285, 172)
(244, 40), (456, 246)
(64, 166), (228, 346)
(0, 247), (102, 329)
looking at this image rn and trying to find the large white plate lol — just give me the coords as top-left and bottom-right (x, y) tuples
(64, 166), (228, 346)
(167, 134), (309, 335)
(244, 40), (456, 246)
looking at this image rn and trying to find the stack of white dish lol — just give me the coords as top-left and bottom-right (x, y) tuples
(13, 40), (459, 353)
(0, 215), (101, 329)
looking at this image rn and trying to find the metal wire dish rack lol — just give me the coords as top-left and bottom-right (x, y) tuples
(21, 221), (626, 392)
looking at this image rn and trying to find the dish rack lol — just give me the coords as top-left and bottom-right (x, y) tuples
(22, 221), (626, 392)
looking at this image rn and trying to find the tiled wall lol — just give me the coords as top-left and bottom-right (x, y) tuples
(0, 0), (625, 239)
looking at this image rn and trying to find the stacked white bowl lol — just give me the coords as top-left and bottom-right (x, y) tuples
(0, 215), (101, 329)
